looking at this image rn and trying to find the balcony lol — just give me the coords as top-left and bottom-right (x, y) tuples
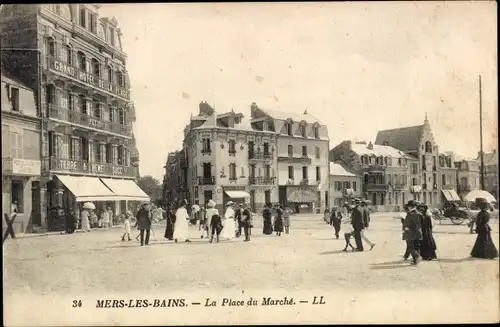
(46, 56), (130, 100)
(198, 176), (216, 185)
(201, 148), (212, 155)
(363, 183), (389, 192)
(229, 149), (237, 156)
(300, 179), (309, 186)
(249, 176), (276, 185)
(47, 104), (132, 136)
(43, 156), (136, 177)
(249, 152), (273, 161)
(278, 156), (312, 165)
(392, 183), (406, 190)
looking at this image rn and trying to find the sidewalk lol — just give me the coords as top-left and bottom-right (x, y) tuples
(15, 225), (124, 239)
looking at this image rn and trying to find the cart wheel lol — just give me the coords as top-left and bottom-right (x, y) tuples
(451, 217), (464, 225)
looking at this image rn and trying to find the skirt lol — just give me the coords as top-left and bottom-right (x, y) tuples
(222, 218), (236, 240)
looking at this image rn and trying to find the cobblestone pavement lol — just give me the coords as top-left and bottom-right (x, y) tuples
(3, 213), (499, 324)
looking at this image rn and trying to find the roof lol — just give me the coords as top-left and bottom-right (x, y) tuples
(1, 74), (32, 91)
(192, 112), (270, 133)
(329, 162), (356, 177)
(258, 108), (323, 125)
(479, 151), (498, 166)
(351, 142), (408, 158)
(375, 125), (424, 152)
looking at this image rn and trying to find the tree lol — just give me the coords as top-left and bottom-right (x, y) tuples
(137, 175), (162, 201)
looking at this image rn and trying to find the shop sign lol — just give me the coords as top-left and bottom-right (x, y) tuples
(12, 159), (41, 175)
(56, 159), (87, 173)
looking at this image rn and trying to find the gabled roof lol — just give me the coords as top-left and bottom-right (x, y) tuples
(329, 162), (356, 177)
(193, 113), (217, 130)
(351, 142), (408, 158)
(259, 108), (322, 125)
(375, 125), (424, 152)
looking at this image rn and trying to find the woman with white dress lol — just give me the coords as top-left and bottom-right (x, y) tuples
(81, 208), (91, 232)
(174, 200), (191, 243)
(202, 200), (219, 239)
(221, 201), (236, 241)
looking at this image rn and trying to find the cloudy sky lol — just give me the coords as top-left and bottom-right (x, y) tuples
(99, 2), (497, 180)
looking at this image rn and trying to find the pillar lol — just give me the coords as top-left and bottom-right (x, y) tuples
(40, 182), (48, 229)
(100, 142), (106, 163)
(112, 144), (118, 164)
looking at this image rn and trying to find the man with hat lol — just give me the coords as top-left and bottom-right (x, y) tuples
(235, 203), (243, 237)
(240, 203), (252, 242)
(402, 200), (423, 265)
(136, 202), (152, 246)
(360, 199), (375, 250)
(350, 198), (365, 251)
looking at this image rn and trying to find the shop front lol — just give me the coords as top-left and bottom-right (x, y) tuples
(223, 186), (251, 208)
(286, 186), (318, 214)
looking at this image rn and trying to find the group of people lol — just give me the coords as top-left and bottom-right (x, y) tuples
(64, 206), (117, 234)
(262, 204), (291, 236)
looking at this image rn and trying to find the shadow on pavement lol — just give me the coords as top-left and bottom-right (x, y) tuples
(437, 257), (476, 263)
(370, 264), (413, 270)
(319, 250), (353, 255)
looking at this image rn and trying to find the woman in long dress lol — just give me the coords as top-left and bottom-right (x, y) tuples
(164, 206), (175, 240)
(174, 200), (191, 243)
(471, 198), (499, 259)
(417, 203), (437, 260)
(274, 205), (284, 236)
(262, 204), (273, 235)
(221, 201), (236, 241)
(81, 208), (91, 232)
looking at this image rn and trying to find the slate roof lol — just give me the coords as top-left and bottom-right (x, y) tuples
(375, 125), (424, 152)
(329, 162), (357, 177)
(259, 108), (323, 125)
(351, 142), (409, 158)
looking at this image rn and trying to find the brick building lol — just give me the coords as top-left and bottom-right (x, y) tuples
(1, 74), (42, 233)
(1, 4), (147, 231)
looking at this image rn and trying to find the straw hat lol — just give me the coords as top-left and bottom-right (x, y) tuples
(207, 200), (216, 208)
(226, 201), (235, 206)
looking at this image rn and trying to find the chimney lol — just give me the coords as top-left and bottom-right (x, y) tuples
(367, 141), (374, 150)
(303, 110), (308, 115)
(250, 102), (258, 118)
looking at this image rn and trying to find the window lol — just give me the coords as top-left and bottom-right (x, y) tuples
(107, 66), (113, 83)
(63, 45), (72, 65)
(263, 142), (269, 155)
(90, 14), (97, 33)
(79, 8), (86, 28)
(92, 59), (100, 77)
(335, 181), (342, 191)
(412, 178), (417, 186)
(93, 101), (101, 118)
(202, 163), (211, 177)
(117, 71), (124, 87)
(60, 90), (69, 109)
(302, 166), (308, 179)
(300, 124), (306, 137)
(117, 146), (124, 165)
(118, 109), (125, 124)
(288, 166), (294, 179)
(71, 137), (82, 160)
(412, 163), (418, 174)
(316, 166), (320, 181)
(228, 139), (236, 155)
(93, 142), (101, 162)
(287, 122), (293, 136)
(78, 52), (87, 72)
(314, 126), (319, 139)
(249, 164), (256, 178)
(425, 141), (432, 153)
(343, 181), (351, 189)
(353, 181), (357, 191)
(287, 144), (293, 157)
(59, 135), (70, 159)
(112, 145), (118, 164)
(10, 87), (20, 112)
(441, 174), (446, 187)
(302, 145), (307, 156)
(109, 27), (115, 46)
(105, 144), (112, 163)
(202, 138), (211, 153)
(315, 146), (320, 159)
(47, 38), (55, 57)
(264, 165), (270, 178)
(9, 132), (23, 158)
(229, 163), (237, 180)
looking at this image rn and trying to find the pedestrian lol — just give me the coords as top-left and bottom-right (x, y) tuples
(235, 204), (243, 237)
(342, 223), (356, 252)
(107, 207), (114, 227)
(470, 198), (499, 259)
(81, 208), (91, 232)
(240, 203), (252, 242)
(164, 205), (175, 241)
(417, 202), (437, 260)
(136, 202), (152, 246)
(174, 200), (191, 243)
(204, 200), (218, 240)
(221, 201), (236, 241)
(360, 200), (375, 250)
(402, 200), (423, 265)
(324, 207), (330, 224)
(274, 205), (284, 236)
(210, 212), (223, 243)
(121, 212), (132, 241)
(101, 209), (109, 228)
(283, 207), (291, 234)
(262, 203), (274, 235)
(199, 205), (206, 232)
(65, 209), (76, 234)
(330, 206), (342, 239)
(350, 199), (365, 251)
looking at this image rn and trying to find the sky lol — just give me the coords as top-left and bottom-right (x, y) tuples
(99, 2), (497, 180)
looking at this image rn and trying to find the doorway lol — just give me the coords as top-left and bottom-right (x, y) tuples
(264, 190), (271, 205)
(203, 190), (213, 205)
(11, 180), (24, 213)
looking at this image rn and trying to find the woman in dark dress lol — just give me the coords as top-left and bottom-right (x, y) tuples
(65, 209), (76, 234)
(417, 203), (437, 260)
(262, 203), (273, 235)
(471, 198), (499, 259)
(164, 206), (175, 240)
(330, 207), (342, 239)
(274, 205), (284, 236)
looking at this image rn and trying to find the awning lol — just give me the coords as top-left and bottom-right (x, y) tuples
(56, 175), (118, 202)
(100, 178), (150, 201)
(411, 185), (422, 193)
(224, 190), (250, 199)
(441, 189), (461, 201)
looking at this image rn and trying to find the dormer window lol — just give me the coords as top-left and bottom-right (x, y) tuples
(313, 125), (319, 139)
(300, 123), (306, 137)
(109, 27), (115, 46)
(425, 141), (432, 153)
(287, 121), (293, 136)
(79, 8), (86, 28)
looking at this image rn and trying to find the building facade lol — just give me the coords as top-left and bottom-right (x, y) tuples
(183, 102), (278, 212)
(328, 162), (362, 207)
(1, 4), (146, 231)
(443, 152), (481, 199)
(330, 140), (412, 211)
(375, 115), (457, 208)
(250, 103), (330, 213)
(162, 150), (187, 205)
(1, 75), (42, 233)
(478, 150), (498, 201)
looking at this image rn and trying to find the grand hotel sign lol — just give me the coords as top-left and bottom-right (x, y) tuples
(52, 60), (129, 99)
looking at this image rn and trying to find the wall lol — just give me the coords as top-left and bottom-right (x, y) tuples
(328, 174), (362, 207)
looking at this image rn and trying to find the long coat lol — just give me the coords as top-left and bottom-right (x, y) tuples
(403, 209), (423, 241)
(362, 206), (371, 228)
(350, 206), (365, 231)
(136, 208), (152, 230)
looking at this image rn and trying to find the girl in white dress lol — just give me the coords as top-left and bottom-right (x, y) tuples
(221, 201), (236, 241)
(174, 200), (191, 243)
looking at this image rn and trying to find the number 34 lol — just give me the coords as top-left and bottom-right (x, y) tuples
(72, 300), (82, 308)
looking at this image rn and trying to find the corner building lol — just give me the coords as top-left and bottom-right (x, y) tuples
(184, 102), (278, 212)
(1, 4), (147, 231)
(250, 103), (330, 213)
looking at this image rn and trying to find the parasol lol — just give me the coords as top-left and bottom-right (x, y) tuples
(192, 204), (200, 212)
(83, 202), (96, 210)
(464, 190), (496, 203)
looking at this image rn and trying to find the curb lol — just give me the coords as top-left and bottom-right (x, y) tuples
(15, 225), (124, 239)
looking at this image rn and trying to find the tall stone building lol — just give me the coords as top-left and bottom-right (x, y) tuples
(162, 150), (187, 205)
(330, 140), (413, 210)
(250, 103), (330, 213)
(375, 115), (457, 208)
(478, 150), (498, 201)
(1, 4), (147, 231)
(183, 102), (278, 212)
(444, 152), (481, 199)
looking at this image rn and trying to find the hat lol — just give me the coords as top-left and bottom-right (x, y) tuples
(475, 198), (488, 206)
(226, 201), (234, 206)
(354, 198), (361, 203)
(360, 199), (367, 204)
(407, 200), (417, 207)
(207, 200), (216, 208)
(142, 202), (150, 206)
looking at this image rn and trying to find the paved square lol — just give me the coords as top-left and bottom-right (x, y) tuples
(3, 213), (499, 324)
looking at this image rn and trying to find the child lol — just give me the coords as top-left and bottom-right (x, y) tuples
(121, 213), (131, 241)
(342, 223), (356, 252)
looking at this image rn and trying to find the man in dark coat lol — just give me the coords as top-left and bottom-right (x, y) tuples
(350, 198), (365, 251)
(235, 204), (243, 237)
(360, 200), (375, 250)
(241, 203), (252, 242)
(136, 202), (152, 246)
(403, 200), (423, 265)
